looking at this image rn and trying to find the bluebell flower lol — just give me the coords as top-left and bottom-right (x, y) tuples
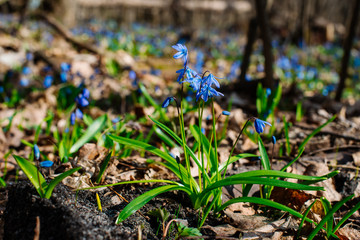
(129, 70), (136, 80)
(203, 73), (220, 88)
(222, 111), (230, 116)
(60, 72), (67, 83)
(20, 77), (29, 87)
(70, 112), (76, 125)
(266, 88), (271, 97)
(75, 108), (83, 119)
(201, 128), (205, 134)
(254, 118), (272, 134)
(39, 160), (53, 168)
(43, 75), (53, 88)
(196, 84), (224, 102)
(162, 97), (173, 108)
(76, 95), (89, 107)
(34, 144), (40, 160)
(172, 43), (188, 65)
(112, 117), (120, 123)
(82, 88), (90, 99)
(276, 56), (291, 71)
(272, 136), (276, 144)
(257, 64), (264, 72)
(22, 66), (31, 75)
(61, 62), (71, 73)
(26, 52), (33, 61)
(245, 74), (252, 82)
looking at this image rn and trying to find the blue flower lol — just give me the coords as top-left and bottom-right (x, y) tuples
(70, 112), (76, 125)
(60, 72), (67, 83)
(22, 66), (31, 75)
(172, 43), (188, 65)
(201, 128), (205, 134)
(76, 95), (89, 107)
(75, 108), (83, 119)
(254, 118), (272, 134)
(20, 77), (29, 87)
(34, 144), (40, 160)
(82, 88), (90, 99)
(162, 97), (173, 108)
(196, 84), (224, 102)
(39, 160), (53, 168)
(129, 70), (136, 80)
(266, 88), (271, 97)
(61, 62), (71, 73)
(43, 75), (53, 88)
(272, 136), (276, 144)
(222, 111), (230, 116)
(203, 73), (220, 88)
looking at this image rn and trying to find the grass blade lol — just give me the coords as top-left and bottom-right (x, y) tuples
(116, 185), (190, 224)
(70, 115), (107, 154)
(13, 155), (47, 198)
(45, 167), (81, 199)
(96, 152), (112, 184)
(307, 195), (354, 240)
(258, 136), (271, 170)
(298, 115), (336, 151)
(296, 199), (317, 239)
(217, 197), (315, 225)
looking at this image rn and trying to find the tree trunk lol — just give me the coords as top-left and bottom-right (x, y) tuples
(335, 0), (360, 101)
(239, 17), (258, 84)
(255, 0), (274, 89)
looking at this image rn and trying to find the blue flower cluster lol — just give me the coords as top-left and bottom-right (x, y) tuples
(71, 88), (90, 125)
(170, 43), (224, 104)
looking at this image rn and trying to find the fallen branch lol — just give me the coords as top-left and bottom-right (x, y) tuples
(28, 11), (102, 55)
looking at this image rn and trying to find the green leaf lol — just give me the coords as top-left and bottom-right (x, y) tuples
(13, 155), (47, 198)
(297, 199), (317, 239)
(0, 177), (6, 187)
(307, 195), (354, 240)
(139, 84), (168, 121)
(190, 125), (216, 174)
(258, 136), (271, 170)
(96, 152), (112, 184)
(332, 198), (360, 234)
(281, 147), (304, 172)
(149, 116), (209, 183)
(70, 115), (107, 154)
(176, 221), (202, 237)
(108, 134), (198, 190)
(116, 185), (189, 224)
(45, 167), (81, 199)
(217, 197), (316, 225)
(321, 197), (333, 237)
(298, 115), (336, 151)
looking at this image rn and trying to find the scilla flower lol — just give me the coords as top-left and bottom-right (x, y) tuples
(162, 97), (173, 108)
(39, 160), (53, 168)
(34, 144), (40, 160)
(172, 43), (188, 66)
(254, 118), (271, 134)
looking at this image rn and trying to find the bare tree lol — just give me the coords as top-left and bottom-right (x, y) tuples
(335, 0), (360, 101)
(239, 17), (257, 84)
(255, 0), (274, 89)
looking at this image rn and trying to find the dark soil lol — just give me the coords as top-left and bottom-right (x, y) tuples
(2, 181), (201, 240)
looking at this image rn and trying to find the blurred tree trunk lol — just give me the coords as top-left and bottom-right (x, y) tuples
(239, 17), (257, 84)
(335, 0), (360, 101)
(255, 0), (274, 89)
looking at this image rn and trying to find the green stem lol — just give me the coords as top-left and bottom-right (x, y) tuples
(211, 100), (219, 180)
(223, 118), (253, 178)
